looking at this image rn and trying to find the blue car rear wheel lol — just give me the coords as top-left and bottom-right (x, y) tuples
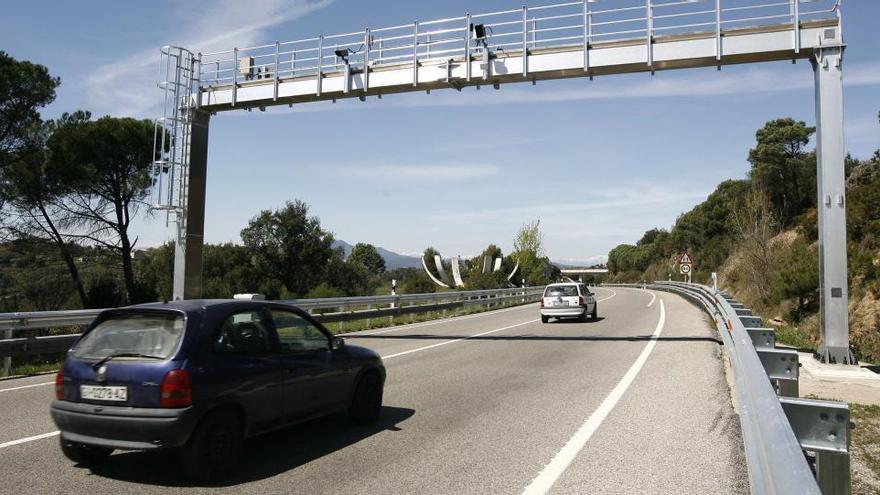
(181, 410), (243, 481)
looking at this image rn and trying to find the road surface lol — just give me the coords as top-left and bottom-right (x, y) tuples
(0, 287), (747, 494)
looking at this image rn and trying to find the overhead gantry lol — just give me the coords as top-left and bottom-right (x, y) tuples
(152, 0), (852, 363)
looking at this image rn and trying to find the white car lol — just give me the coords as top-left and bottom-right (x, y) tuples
(540, 283), (598, 323)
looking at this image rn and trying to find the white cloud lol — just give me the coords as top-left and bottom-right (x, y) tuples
(430, 185), (711, 224)
(334, 163), (501, 183)
(80, 0), (333, 117)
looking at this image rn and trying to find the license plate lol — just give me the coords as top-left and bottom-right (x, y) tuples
(80, 385), (127, 402)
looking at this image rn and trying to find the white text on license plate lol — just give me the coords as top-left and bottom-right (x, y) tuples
(80, 385), (127, 401)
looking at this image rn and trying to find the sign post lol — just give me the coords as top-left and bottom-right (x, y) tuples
(677, 251), (693, 284)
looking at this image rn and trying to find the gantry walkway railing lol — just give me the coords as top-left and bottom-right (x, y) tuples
(180, 0), (840, 110)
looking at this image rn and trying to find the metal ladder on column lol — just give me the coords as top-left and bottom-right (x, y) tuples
(152, 46), (199, 229)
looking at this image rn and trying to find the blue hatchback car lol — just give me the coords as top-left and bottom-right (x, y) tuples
(50, 299), (386, 481)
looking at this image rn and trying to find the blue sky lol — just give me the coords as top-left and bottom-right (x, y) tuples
(3, 0), (879, 265)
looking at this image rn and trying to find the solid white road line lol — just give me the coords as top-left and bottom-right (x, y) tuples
(646, 291), (657, 308)
(521, 298), (666, 495)
(351, 303), (537, 337)
(0, 431), (59, 449)
(595, 288), (617, 303)
(382, 319), (539, 360)
(0, 381), (55, 393)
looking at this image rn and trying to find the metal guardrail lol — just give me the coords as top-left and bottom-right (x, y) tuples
(638, 281), (850, 495)
(0, 287), (543, 366)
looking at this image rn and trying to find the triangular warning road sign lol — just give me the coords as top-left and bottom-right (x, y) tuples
(678, 252), (692, 265)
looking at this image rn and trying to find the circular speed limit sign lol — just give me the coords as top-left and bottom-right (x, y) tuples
(680, 264), (692, 274)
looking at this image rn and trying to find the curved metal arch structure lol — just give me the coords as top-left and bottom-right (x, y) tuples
(451, 256), (466, 288)
(434, 254), (453, 286)
(507, 262), (520, 283)
(421, 256), (450, 288)
(425, 253), (519, 288)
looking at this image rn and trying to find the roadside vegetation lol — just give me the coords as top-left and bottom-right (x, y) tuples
(0, 52), (557, 376)
(1, 51), (556, 314)
(852, 403), (880, 495)
(606, 115), (880, 363)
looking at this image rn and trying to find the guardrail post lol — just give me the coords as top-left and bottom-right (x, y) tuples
(817, 452), (851, 495)
(366, 304), (372, 329)
(780, 397), (851, 495)
(2, 328), (10, 377)
(758, 348), (800, 397)
(746, 328), (777, 350)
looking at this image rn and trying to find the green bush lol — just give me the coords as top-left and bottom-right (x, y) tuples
(402, 273), (437, 294)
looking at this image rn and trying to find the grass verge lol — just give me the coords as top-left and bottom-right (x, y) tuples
(852, 403), (880, 495)
(774, 324), (817, 352)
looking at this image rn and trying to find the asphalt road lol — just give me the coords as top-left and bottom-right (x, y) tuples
(0, 287), (748, 494)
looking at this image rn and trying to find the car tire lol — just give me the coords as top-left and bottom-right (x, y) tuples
(181, 410), (243, 482)
(591, 305), (598, 320)
(59, 437), (113, 466)
(541, 315), (549, 324)
(349, 371), (383, 424)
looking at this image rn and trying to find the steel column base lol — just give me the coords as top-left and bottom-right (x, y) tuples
(815, 345), (857, 366)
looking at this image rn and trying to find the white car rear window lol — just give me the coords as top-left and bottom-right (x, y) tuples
(544, 286), (578, 297)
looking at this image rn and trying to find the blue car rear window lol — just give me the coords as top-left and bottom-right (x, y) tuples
(74, 313), (185, 360)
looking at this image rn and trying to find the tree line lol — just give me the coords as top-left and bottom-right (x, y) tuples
(1, 52), (554, 312)
(0, 52), (418, 310)
(606, 115), (880, 360)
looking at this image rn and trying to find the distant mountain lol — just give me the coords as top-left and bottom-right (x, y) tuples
(332, 240), (423, 270)
(551, 257), (609, 269)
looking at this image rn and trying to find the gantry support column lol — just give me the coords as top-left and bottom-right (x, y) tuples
(812, 42), (855, 364)
(172, 109), (210, 300)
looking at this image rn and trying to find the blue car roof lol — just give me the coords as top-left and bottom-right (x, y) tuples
(116, 299), (293, 317)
